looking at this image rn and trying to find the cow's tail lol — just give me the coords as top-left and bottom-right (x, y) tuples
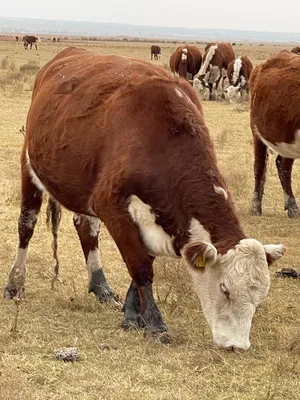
(46, 197), (62, 288)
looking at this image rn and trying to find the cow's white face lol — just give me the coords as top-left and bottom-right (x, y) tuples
(225, 85), (241, 99)
(192, 77), (205, 92)
(183, 239), (284, 351)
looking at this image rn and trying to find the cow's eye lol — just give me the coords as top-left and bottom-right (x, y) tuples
(220, 283), (230, 299)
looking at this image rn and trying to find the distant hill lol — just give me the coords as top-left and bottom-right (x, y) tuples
(1, 17), (300, 43)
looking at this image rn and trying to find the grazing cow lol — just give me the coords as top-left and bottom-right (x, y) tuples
(249, 51), (300, 217)
(193, 42), (235, 100)
(169, 45), (202, 80)
(23, 35), (40, 50)
(4, 47), (284, 350)
(150, 45), (161, 60)
(225, 56), (253, 101)
(291, 46), (300, 55)
(15, 36), (19, 42)
(52, 37), (56, 42)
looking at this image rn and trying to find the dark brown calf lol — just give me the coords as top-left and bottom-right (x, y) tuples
(23, 35), (39, 50)
(150, 45), (161, 60)
(169, 45), (202, 80)
(249, 50), (300, 217)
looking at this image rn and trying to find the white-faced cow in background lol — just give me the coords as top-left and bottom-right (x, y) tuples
(225, 56), (253, 102)
(4, 47), (284, 351)
(193, 42), (235, 100)
(250, 50), (300, 217)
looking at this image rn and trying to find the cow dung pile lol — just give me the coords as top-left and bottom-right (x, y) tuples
(55, 347), (79, 362)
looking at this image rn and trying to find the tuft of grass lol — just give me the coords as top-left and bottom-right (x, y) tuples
(19, 60), (40, 75)
(1, 57), (9, 69)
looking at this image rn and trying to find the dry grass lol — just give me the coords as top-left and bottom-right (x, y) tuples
(1, 39), (300, 400)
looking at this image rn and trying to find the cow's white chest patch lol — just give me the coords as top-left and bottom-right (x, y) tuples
(257, 129), (300, 159)
(128, 195), (178, 258)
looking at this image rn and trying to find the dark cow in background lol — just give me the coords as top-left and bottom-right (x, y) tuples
(23, 35), (40, 50)
(249, 51), (300, 217)
(15, 36), (19, 42)
(225, 56), (253, 101)
(193, 42), (235, 100)
(169, 45), (202, 80)
(291, 46), (300, 55)
(4, 47), (283, 350)
(150, 45), (161, 60)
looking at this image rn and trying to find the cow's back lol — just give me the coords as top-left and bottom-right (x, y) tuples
(250, 51), (300, 142)
(26, 47), (205, 211)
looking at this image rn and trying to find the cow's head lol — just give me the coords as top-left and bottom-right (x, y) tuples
(224, 85), (241, 102)
(192, 75), (209, 92)
(182, 238), (284, 351)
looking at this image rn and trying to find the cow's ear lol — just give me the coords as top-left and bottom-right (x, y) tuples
(183, 242), (217, 268)
(263, 244), (285, 266)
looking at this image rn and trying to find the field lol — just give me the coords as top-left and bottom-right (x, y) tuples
(1, 39), (300, 400)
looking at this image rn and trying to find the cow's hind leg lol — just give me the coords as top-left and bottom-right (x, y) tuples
(73, 213), (122, 307)
(98, 204), (169, 343)
(276, 155), (300, 217)
(251, 135), (268, 216)
(4, 165), (43, 299)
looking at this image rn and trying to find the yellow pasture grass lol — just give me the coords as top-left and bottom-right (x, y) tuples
(0, 39), (300, 400)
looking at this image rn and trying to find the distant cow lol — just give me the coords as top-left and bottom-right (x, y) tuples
(52, 37), (56, 42)
(169, 45), (202, 80)
(225, 56), (253, 101)
(15, 36), (19, 42)
(3, 47), (283, 350)
(150, 45), (161, 60)
(291, 46), (300, 55)
(249, 51), (300, 217)
(193, 42), (235, 100)
(23, 35), (40, 50)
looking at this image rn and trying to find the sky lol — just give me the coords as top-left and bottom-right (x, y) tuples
(2, 0), (300, 33)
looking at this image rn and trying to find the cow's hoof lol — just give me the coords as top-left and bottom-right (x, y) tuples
(144, 326), (171, 344)
(250, 200), (262, 216)
(122, 314), (144, 330)
(3, 283), (25, 300)
(287, 207), (300, 218)
(286, 198), (300, 218)
(90, 284), (123, 310)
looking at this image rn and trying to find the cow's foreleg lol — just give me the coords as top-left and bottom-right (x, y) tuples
(73, 213), (122, 307)
(98, 205), (169, 342)
(276, 155), (300, 217)
(208, 83), (214, 100)
(251, 135), (268, 216)
(122, 280), (144, 330)
(4, 153), (43, 299)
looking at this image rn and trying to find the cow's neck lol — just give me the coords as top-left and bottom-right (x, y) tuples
(171, 178), (246, 256)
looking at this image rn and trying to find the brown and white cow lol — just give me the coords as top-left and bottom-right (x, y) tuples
(23, 35), (40, 50)
(4, 47), (283, 350)
(291, 46), (300, 55)
(225, 56), (253, 101)
(169, 45), (202, 80)
(250, 50), (300, 217)
(193, 42), (235, 100)
(151, 45), (161, 60)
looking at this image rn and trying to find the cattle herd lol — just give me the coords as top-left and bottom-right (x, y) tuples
(3, 38), (300, 352)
